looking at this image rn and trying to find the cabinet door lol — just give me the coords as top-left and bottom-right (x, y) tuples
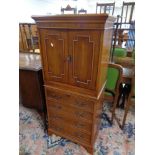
(39, 29), (68, 83)
(68, 30), (101, 90)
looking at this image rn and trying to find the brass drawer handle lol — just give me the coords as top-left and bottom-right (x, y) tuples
(75, 111), (85, 117)
(52, 115), (63, 120)
(53, 126), (63, 132)
(75, 123), (85, 128)
(75, 100), (88, 107)
(50, 93), (62, 100)
(65, 94), (71, 98)
(52, 104), (62, 110)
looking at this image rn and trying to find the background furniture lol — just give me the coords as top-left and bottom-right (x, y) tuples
(104, 63), (123, 102)
(61, 5), (77, 14)
(19, 53), (46, 112)
(122, 72), (135, 128)
(78, 8), (87, 14)
(125, 21), (135, 49)
(96, 2), (115, 15)
(120, 1), (135, 24)
(104, 63), (123, 122)
(19, 23), (39, 53)
(114, 57), (135, 68)
(113, 47), (127, 57)
(32, 14), (115, 154)
(112, 66), (134, 129)
(111, 7), (135, 61)
(122, 67), (134, 83)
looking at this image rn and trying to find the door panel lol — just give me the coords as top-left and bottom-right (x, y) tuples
(39, 29), (68, 83)
(68, 31), (101, 90)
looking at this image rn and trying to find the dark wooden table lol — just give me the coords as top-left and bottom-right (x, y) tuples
(19, 53), (46, 112)
(113, 56), (134, 68)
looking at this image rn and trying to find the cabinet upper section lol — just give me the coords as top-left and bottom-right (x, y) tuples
(32, 14), (115, 97)
(32, 14), (115, 30)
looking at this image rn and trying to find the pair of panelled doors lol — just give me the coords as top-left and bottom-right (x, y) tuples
(39, 29), (101, 90)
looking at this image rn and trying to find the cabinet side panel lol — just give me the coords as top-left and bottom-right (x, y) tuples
(97, 27), (113, 95)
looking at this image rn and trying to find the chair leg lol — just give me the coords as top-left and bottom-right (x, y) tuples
(121, 96), (131, 129)
(111, 94), (119, 123)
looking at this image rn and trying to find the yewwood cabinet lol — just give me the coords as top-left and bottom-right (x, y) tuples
(32, 14), (115, 154)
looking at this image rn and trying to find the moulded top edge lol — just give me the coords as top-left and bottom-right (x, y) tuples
(31, 14), (116, 22)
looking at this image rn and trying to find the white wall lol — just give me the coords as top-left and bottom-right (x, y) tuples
(19, 0), (135, 23)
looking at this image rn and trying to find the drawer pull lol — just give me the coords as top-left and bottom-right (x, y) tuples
(52, 115), (62, 120)
(75, 100), (88, 107)
(52, 104), (62, 110)
(53, 126), (63, 132)
(75, 123), (85, 128)
(75, 111), (85, 117)
(65, 94), (71, 98)
(50, 93), (62, 100)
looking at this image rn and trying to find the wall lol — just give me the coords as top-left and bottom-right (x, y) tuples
(19, 0), (135, 23)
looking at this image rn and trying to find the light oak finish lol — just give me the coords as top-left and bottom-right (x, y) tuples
(32, 14), (115, 154)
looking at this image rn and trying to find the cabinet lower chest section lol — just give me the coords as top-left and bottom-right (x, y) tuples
(45, 86), (103, 151)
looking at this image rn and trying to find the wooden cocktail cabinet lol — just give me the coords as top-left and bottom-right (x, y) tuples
(32, 14), (115, 154)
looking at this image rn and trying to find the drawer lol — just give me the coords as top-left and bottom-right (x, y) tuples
(48, 113), (92, 133)
(49, 120), (91, 144)
(47, 99), (93, 122)
(46, 88), (66, 101)
(45, 87), (94, 112)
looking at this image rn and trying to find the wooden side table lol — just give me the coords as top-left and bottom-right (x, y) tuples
(19, 53), (47, 130)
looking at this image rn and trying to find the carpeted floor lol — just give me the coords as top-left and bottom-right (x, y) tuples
(19, 102), (135, 155)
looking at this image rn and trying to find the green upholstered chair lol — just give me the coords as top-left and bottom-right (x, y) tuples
(104, 63), (123, 123)
(113, 47), (127, 57)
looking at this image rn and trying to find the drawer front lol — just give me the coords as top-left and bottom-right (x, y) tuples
(48, 112), (92, 133)
(49, 120), (91, 144)
(45, 87), (94, 112)
(46, 88), (65, 101)
(47, 99), (93, 122)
